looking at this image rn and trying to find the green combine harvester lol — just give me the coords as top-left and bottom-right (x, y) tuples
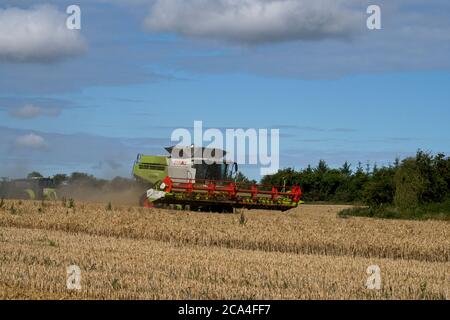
(0, 177), (57, 201)
(133, 146), (302, 212)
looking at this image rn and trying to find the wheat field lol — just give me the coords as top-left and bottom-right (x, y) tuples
(0, 200), (448, 299)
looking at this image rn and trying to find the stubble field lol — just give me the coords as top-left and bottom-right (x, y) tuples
(0, 200), (448, 299)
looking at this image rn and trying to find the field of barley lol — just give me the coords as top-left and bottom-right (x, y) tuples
(0, 199), (448, 299)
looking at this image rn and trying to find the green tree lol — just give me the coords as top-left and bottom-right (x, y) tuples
(27, 171), (43, 179)
(363, 167), (396, 206)
(340, 161), (352, 176)
(53, 174), (68, 187)
(415, 150), (448, 203)
(394, 158), (425, 210)
(316, 160), (328, 175)
(68, 172), (106, 188)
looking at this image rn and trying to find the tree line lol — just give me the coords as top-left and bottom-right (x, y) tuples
(261, 150), (450, 209)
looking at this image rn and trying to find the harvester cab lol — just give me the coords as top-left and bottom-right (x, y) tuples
(133, 146), (302, 212)
(133, 145), (237, 185)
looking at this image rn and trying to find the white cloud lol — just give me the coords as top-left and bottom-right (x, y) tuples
(0, 5), (87, 63)
(15, 133), (47, 149)
(9, 104), (60, 119)
(144, 0), (362, 44)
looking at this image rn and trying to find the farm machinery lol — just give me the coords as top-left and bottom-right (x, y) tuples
(133, 146), (302, 212)
(0, 177), (57, 201)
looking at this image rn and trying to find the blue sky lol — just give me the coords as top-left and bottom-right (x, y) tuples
(1, 0), (450, 180)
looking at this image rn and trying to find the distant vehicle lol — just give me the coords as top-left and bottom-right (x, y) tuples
(0, 177), (57, 201)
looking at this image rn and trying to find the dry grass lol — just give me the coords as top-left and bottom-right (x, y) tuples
(0, 200), (448, 299)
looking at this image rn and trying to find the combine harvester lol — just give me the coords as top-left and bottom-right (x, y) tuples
(0, 177), (57, 201)
(133, 146), (302, 212)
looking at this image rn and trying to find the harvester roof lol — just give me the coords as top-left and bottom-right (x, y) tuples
(165, 145), (227, 159)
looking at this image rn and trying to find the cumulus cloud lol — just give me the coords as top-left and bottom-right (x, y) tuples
(15, 133), (47, 149)
(0, 5), (87, 63)
(9, 104), (60, 119)
(144, 0), (362, 44)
